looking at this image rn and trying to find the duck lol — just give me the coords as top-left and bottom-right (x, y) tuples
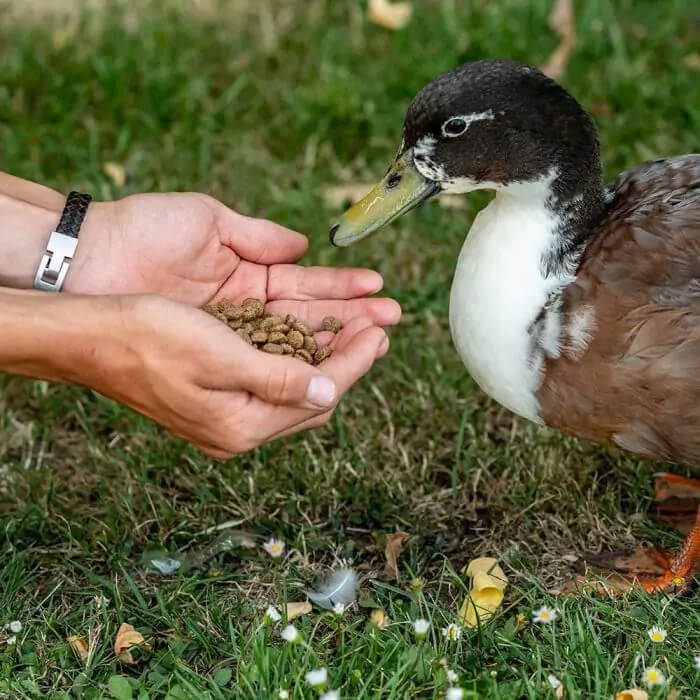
(329, 59), (700, 594)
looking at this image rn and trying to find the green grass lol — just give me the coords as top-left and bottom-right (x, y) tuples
(1, 0), (700, 697)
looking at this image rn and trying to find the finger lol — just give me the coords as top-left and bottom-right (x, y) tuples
(210, 340), (338, 411)
(222, 320), (388, 443)
(269, 334), (390, 441)
(265, 297), (402, 329)
(267, 265), (383, 301)
(214, 205), (308, 264)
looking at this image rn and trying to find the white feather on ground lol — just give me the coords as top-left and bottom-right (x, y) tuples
(307, 568), (359, 610)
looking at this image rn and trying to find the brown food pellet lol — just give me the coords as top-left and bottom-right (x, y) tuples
(262, 343), (283, 354)
(250, 330), (269, 343)
(314, 346), (332, 363)
(287, 329), (304, 349)
(218, 300), (243, 319)
(295, 349), (313, 364)
(261, 314), (283, 330)
(293, 321), (311, 336)
(268, 331), (287, 344)
(321, 316), (342, 333)
(204, 298), (342, 366)
(303, 335), (317, 354)
(241, 298), (264, 320)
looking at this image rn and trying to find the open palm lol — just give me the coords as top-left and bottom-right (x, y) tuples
(67, 192), (398, 328)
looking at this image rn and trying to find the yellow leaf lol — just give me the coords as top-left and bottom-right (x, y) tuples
(458, 557), (508, 629)
(368, 0), (413, 31)
(615, 691), (648, 700)
(285, 601), (312, 620)
(103, 162), (126, 188)
(370, 608), (389, 629)
(114, 623), (151, 664)
(384, 531), (410, 581)
(67, 635), (89, 660)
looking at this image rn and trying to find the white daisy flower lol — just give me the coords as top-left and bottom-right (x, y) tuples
(7, 621), (22, 634)
(647, 626), (667, 643)
(694, 653), (700, 669)
(441, 623), (462, 641)
(305, 667), (328, 689)
(319, 691), (339, 700)
(263, 538), (286, 558)
(446, 688), (464, 700)
(278, 691), (289, 699)
(5, 636), (16, 646)
(642, 667), (666, 687)
(446, 669), (458, 683)
(264, 605), (281, 624)
(547, 674), (561, 689)
(280, 624), (300, 643)
(412, 618), (430, 639)
(332, 602), (345, 616)
(532, 606), (558, 624)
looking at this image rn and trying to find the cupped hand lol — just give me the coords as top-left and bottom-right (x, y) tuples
(101, 295), (389, 458)
(65, 192), (399, 328)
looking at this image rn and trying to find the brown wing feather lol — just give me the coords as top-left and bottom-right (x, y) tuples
(539, 155), (700, 467)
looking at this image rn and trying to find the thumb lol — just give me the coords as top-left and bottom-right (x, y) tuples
(233, 345), (337, 410)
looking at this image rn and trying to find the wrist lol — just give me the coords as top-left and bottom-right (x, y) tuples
(0, 193), (61, 289)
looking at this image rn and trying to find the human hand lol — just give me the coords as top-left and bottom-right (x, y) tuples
(85, 294), (390, 457)
(65, 193), (397, 328)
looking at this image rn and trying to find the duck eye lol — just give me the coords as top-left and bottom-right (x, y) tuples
(442, 117), (468, 137)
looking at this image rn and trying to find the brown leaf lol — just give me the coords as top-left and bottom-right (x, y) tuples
(285, 601), (312, 620)
(368, 0), (412, 31)
(114, 623), (151, 664)
(540, 0), (576, 79)
(67, 635), (89, 660)
(322, 183), (374, 209)
(384, 531), (409, 581)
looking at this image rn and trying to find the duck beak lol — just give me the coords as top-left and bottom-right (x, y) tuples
(329, 149), (439, 247)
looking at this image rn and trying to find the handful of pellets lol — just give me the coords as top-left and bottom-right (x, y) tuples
(203, 298), (342, 366)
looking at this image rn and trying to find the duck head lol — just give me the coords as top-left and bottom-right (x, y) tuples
(329, 59), (603, 247)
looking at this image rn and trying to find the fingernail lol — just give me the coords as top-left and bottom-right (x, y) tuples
(306, 375), (336, 408)
(376, 334), (389, 357)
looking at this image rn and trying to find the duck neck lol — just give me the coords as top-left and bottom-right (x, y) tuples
(448, 168), (603, 422)
(538, 160), (607, 278)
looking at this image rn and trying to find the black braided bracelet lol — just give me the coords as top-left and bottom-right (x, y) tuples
(56, 191), (92, 238)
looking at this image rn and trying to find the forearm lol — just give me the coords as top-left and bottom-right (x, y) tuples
(0, 287), (122, 386)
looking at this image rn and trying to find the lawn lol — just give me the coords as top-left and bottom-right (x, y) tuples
(1, 0), (699, 698)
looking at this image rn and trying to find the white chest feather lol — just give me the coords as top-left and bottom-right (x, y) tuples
(448, 184), (573, 422)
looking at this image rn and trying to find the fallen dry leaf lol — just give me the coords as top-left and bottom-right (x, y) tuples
(285, 601), (312, 620)
(555, 682), (565, 699)
(615, 690), (648, 700)
(458, 557), (508, 628)
(370, 608), (389, 629)
(368, 0), (412, 31)
(540, 0), (576, 79)
(322, 183), (374, 209)
(103, 162), (126, 188)
(67, 635), (89, 660)
(114, 623), (151, 664)
(384, 531), (410, 581)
